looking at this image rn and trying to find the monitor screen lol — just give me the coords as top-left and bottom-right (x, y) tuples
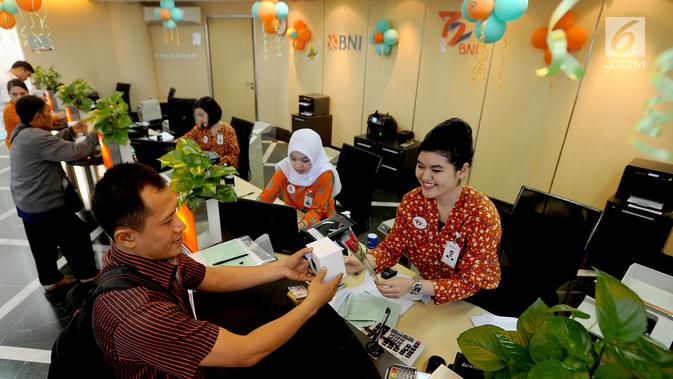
(167, 97), (196, 138)
(130, 139), (177, 172)
(218, 198), (302, 253)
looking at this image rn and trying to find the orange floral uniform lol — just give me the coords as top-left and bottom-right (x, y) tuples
(182, 122), (239, 167)
(370, 186), (502, 304)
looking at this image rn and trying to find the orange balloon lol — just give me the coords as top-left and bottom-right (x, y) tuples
(17, 0), (42, 12)
(0, 12), (16, 30)
(263, 19), (280, 33)
(373, 31), (384, 44)
(544, 49), (551, 65)
(553, 11), (574, 30)
(293, 39), (306, 50)
(160, 9), (171, 21)
(566, 26), (588, 51)
(531, 27), (548, 49)
(258, 1), (277, 22)
(293, 20), (306, 31)
(467, 0), (494, 21)
(297, 28), (311, 42)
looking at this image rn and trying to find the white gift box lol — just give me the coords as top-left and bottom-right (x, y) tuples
(306, 237), (347, 283)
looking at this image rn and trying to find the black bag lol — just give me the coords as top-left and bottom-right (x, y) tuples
(48, 265), (163, 379)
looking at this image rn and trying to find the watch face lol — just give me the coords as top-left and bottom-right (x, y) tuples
(410, 281), (422, 295)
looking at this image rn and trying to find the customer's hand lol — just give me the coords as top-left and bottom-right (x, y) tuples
(304, 268), (342, 311)
(72, 121), (88, 134)
(375, 277), (414, 299)
(344, 255), (364, 275)
(282, 247), (314, 281)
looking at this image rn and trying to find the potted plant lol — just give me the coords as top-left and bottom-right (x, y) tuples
(56, 79), (95, 121)
(159, 139), (238, 251)
(457, 270), (673, 378)
(90, 91), (134, 168)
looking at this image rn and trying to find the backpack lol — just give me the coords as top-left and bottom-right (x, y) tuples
(48, 265), (165, 379)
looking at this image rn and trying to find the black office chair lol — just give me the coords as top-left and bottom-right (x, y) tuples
(167, 87), (176, 100)
(473, 186), (601, 316)
(115, 83), (131, 107)
(230, 116), (254, 181)
(335, 144), (382, 235)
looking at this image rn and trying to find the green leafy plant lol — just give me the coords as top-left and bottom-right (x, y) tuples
(457, 270), (673, 378)
(90, 92), (133, 145)
(57, 79), (95, 111)
(32, 66), (62, 91)
(158, 139), (238, 212)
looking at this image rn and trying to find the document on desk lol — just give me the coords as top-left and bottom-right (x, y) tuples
(351, 274), (416, 315)
(336, 293), (402, 328)
(470, 314), (518, 331)
(191, 238), (274, 266)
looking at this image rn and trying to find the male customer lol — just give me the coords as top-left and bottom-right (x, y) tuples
(10, 95), (99, 291)
(90, 163), (342, 378)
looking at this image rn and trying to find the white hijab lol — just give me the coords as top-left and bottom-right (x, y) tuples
(277, 129), (342, 197)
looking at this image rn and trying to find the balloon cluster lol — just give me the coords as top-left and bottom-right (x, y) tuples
(0, 0), (43, 30)
(461, 0), (528, 44)
(287, 20), (312, 50)
(531, 11), (588, 64)
(154, 0), (183, 30)
(368, 19), (399, 56)
(251, 1), (289, 35)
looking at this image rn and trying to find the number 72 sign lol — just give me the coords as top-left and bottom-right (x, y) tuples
(439, 10), (473, 52)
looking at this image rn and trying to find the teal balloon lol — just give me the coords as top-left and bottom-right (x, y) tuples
(3, 0), (19, 15)
(461, 0), (477, 23)
(475, 15), (507, 43)
(0, 3), (3, 12)
(368, 31), (376, 44)
(160, 0), (175, 10)
(375, 43), (392, 56)
(375, 19), (392, 33)
(383, 29), (398, 46)
(275, 2), (289, 20)
(493, 0), (528, 22)
(251, 2), (261, 18)
(153, 7), (161, 19)
(290, 30), (298, 39)
(171, 8), (183, 22)
(165, 19), (177, 29)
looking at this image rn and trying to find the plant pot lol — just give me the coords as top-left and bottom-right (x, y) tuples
(98, 133), (134, 168)
(176, 199), (222, 253)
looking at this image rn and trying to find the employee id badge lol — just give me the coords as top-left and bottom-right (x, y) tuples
(441, 239), (461, 269)
(216, 132), (224, 145)
(303, 193), (314, 208)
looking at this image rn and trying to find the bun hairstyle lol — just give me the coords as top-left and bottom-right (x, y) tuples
(418, 118), (474, 168)
(194, 96), (222, 127)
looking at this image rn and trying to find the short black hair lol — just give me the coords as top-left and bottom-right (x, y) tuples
(418, 118), (474, 168)
(11, 61), (34, 73)
(92, 163), (168, 239)
(7, 78), (28, 93)
(15, 95), (46, 125)
(194, 96), (222, 126)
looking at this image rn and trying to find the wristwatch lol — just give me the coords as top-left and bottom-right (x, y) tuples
(409, 280), (422, 296)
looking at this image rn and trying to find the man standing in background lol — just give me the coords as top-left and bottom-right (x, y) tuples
(1, 61), (34, 138)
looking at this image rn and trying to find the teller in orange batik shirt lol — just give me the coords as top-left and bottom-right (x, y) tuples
(181, 96), (239, 167)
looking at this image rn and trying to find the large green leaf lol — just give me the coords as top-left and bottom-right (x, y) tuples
(529, 317), (593, 367)
(458, 325), (532, 372)
(517, 298), (551, 341)
(602, 342), (663, 379)
(186, 196), (205, 212)
(595, 270), (647, 343)
(170, 175), (194, 194)
(529, 319), (565, 363)
(194, 183), (217, 198)
(527, 360), (589, 379)
(636, 335), (673, 366)
(593, 364), (633, 379)
(549, 304), (591, 319)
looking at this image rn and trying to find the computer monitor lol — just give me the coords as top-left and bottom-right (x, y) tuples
(130, 139), (177, 172)
(218, 198), (302, 253)
(167, 97), (196, 138)
(115, 82), (131, 107)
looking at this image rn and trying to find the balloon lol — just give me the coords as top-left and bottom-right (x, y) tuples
(566, 26), (588, 51)
(287, 27), (297, 39)
(368, 31), (376, 44)
(531, 27), (548, 49)
(171, 8), (183, 22)
(493, 0), (528, 22)
(544, 49), (551, 64)
(375, 43), (392, 56)
(376, 19), (392, 33)
(275, 2), (289, 20)
(293, 20), (306, 30)
(372, 31), (384, 44)
(3, 0), (19, 15)
(297, 28), (311, 42)
(475, 14), (506, 43)
(467, 0), (494, 21)
(159, 0), (174, 10)
(263, 18), (279, 33)
(553, 11), (574, 30)
(251, 2), (261, 18)
(160, 8), (171, 21)
(0, 11), (16, 29)
(16, 0), (41, 12)
(383, 29), (399, 46)
(461, 0), (477, 23)
(153, 7), (161, 19)
(293, 39), (306, 50)
(165, 19), (177, 29)
(258, 1), (276, 22)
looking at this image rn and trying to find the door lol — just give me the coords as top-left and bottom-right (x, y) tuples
(207, 17), (257, 122)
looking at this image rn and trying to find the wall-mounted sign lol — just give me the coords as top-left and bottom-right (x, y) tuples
(439, 10), (479, 55)
(327, 34), (363, 51)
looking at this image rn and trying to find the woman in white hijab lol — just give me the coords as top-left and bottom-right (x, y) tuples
(259, 129), (342, 229)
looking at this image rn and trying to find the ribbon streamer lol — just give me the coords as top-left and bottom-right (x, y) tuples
(536, 0), (585, 80)
(630, 48), (673, 161)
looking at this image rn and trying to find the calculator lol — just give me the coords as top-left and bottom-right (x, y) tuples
(363, 322), (425, 366)
(385, 364), (417, 379)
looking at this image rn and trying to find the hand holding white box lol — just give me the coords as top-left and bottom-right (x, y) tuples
(306, 237), (347, 283)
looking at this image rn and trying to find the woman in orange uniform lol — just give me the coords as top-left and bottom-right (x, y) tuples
(181, 96), (239, 167)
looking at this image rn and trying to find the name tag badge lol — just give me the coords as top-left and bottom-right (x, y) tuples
(202, 135), (209, 144)
(303, 193), (314, 208)
(216, 132), (224, 145)
(287, 184), (296, 194)
(441, 240), (461, 269)
(412, 216), (428, 230)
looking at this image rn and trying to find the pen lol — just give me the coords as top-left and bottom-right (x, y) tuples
(238, 192), (255, 198)
(213, 254), (248, 266)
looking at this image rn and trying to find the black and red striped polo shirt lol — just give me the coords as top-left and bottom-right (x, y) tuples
(93, 244), (219, 378)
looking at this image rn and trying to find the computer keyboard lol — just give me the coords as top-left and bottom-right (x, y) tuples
(363, 322), (424, 366)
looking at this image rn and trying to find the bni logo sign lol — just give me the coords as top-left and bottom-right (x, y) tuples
(605, 17), (646, 69)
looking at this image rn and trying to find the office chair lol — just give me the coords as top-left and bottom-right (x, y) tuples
(335, 144), (383, 235)
(167, 87), (176, 100)
(230, 116), (254, 181)
(115, 82), (131, 107)
(473, 186), (601, 316)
